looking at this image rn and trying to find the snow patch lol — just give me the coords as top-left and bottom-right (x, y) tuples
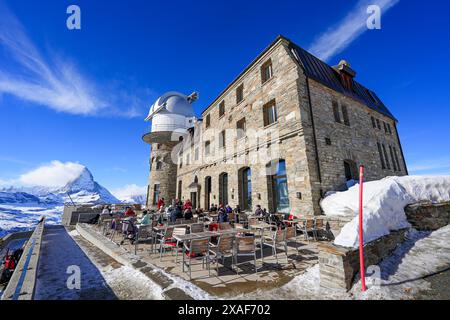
(321, 176), (450, 248)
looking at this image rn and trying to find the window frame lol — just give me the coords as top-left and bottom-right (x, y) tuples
(263, 99), (278, 127)
(261, 59), (273, 84)
(236, 83), (244, 104)
(219, 100), (225, 118)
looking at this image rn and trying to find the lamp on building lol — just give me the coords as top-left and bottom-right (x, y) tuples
(296, 192), (302, 199)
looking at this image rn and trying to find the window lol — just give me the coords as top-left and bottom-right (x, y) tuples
(393, 147), (401, 172)
(389, 146), (397, 171)
(371, 116), (376, 128)
(179, 158), (183, 169)
(377, 142), (386, 169)
(195, 147), (199, 161)
(387, 123), (392, 134)
(205, 141), (211, 156)
(376, 119), (381, 130)
(219, 100), (225, 117)
(219, 130), (226, 149)
(263, 100), (278, 126)
(261, 59), (273, 84)
(156, 160), (163, 170)
(332, 101), (341, 123)
(383, 122), (388, 133)
(267, 160), (290, 213)
(186, 154), (190, 166)
(236, 84), (244, 104)
(237, 117), (246, 139)
(325, 137), (332, 145)
(382, 144), (391, 170)
(344, 160), (358, 181)
(342, 104), (350, 126)
(152, 184), (160, 206)
(177, 180), (182, 200)
(156, 144), (161, 149)
(205, 114), (210, 128)
(219, 173), (229, 205)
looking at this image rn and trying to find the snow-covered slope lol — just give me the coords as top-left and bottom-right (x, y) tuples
(118, 194), (146, 205)
(0, 166), (119, 238)
(0, 167), (119, 205)
(320, 175), (450, 248)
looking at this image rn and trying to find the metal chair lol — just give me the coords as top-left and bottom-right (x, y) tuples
(156, 226), (176, 261)
(173, 227), (187, 262)
(190, 223), (205, 234)
(208, 235), (235, 276)
(134, 224), (154, 255)
(262, 228), (288, 264)
(234, 236), (258, 274)
(219, 223), (232, 230)
(182, 238), (211, 280)
(299, 219), (316, 242)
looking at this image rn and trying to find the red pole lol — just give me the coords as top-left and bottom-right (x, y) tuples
(359, 165), (367, 292)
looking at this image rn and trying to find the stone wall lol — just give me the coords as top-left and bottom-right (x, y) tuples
(147, 143), (177, 209)
(318, 229), (407, 291)
(405, 201), (450, 231)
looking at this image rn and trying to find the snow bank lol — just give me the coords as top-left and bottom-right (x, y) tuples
(320, 176), (450, 248)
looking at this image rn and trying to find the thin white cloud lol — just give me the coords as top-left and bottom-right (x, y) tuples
(111, 184), (147, 200)
(0, 2), (154, 117)
(18, 161), (86, 188)
(408, 156), (450, 174)
(308, 0), (400, 62)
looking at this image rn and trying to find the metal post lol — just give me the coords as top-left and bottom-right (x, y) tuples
(359, 165), (367, 292)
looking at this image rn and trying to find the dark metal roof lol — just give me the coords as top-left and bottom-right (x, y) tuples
(290, 43), (397, 121)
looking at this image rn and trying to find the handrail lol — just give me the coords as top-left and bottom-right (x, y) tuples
(1, 217), (46, 300)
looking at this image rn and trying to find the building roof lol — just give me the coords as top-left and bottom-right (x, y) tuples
(290, 43), (396, 121)
(201, 35), (397, 122)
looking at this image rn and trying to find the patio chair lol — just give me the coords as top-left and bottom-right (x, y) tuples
(285, 226), (299, 254)
(156, 226), (176, 261)
(262, 228), (288, 265)
(314, 218), (328, 240)
(234, 236), (258, 274)
(238, 213), (248, 226)
(173, 227), (187, 262)
(208, 235), (235, 276)
(190, 223), (205, 234)
(298, 219), (316, 242)
(134, 224), (154, 255)
(219, 223), (232, 230)
(109, 219), (123, 243)
(182, 238), (211, 280)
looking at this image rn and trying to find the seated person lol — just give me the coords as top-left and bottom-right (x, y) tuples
(124, 207), (136, 217)
(218, 205), (228, 223)
(184, 208), (193, 220)
(139, 210), (151, 225)
(254, 205), (263, 217)
(225, 205), (233, 214)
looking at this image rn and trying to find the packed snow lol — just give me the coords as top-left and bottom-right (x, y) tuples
(320, 176), (450, 248)
(234, 226), (450, 300)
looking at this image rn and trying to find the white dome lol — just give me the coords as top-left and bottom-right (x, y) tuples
(145, 92), (196, 121)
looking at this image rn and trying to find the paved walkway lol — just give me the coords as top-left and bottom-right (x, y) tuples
(35, 226), (162, 300)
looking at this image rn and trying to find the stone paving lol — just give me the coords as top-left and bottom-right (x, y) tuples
(109, 227), (321, 297)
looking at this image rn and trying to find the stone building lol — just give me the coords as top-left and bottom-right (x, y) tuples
(143, 35), (408, 216)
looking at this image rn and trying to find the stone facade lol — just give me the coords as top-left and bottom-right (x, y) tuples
(405, 201), (450, 231)
(145, 36), (408, 216)
(318, 229), (408, 291)
(146, 143), (177, 208)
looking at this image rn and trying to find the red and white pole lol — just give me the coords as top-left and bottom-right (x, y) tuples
(359, 165), (367, 292)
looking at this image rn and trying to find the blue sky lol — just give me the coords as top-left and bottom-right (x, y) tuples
(0, 0), (449, 195)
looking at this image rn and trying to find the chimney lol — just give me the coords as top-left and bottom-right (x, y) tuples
(334, 60), (356, 91)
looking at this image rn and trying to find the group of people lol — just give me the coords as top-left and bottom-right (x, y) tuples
(155, 198), (199, 223)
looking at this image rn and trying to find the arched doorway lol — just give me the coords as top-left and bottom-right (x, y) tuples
(267, 159), (290, 213)
(219, 173), (229, 205)
(204, 176), (212, 209)
(238, 167), (252, 211)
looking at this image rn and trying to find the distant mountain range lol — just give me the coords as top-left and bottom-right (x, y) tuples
(0, 167), (119, 205)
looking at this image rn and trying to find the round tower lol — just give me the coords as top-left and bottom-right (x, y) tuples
(142, 92), (198, 209)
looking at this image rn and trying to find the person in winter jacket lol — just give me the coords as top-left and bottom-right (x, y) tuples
(125, 207), (136, 217)
(157, 198), (165, 210)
